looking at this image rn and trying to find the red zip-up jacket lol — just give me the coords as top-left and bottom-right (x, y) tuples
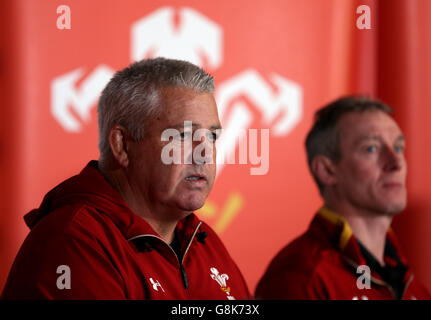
(255, 207), (431, 300)
(1, 161), (250, 300)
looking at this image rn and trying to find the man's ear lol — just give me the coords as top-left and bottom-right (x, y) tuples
(108, 125), (130, 168)
(311, 155), (337, 188)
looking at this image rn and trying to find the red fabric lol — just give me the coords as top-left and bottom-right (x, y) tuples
(1, 161), (250, 300)
(255, 212), (431, 300)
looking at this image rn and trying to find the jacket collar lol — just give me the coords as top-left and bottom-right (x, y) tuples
(25, 160), (203, 245)
(313, 206), (411, 278)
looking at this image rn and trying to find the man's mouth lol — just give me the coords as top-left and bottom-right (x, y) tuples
(185, 175), (206, 181)
(184, 174), (207, 186)
(185, 176), (200, 181)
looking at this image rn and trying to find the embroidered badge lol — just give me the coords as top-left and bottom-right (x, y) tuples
(210, 267), (235, 300)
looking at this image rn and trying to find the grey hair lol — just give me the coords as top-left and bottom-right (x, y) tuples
(305, 95), (393, 196)
(97, 57), (215, 162)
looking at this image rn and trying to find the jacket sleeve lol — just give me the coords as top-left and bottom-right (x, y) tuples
(2, 209), (128, 300)
(255, 267), (328, 300)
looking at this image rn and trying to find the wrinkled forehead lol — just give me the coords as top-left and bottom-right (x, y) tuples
(336, 110), (403, 141)
(147, 87), (220, 130)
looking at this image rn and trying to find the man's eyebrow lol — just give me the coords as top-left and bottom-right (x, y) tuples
(395, 134), (406, 142)
(210, 125), (222, 131)
(354, 134), (406, 147)
(354, 134), (381, 143)
(169, 123), (222, 130)
(170, 122), (197, 130)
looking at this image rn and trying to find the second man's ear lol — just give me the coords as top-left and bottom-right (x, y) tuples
(311, 155), (337, 188)
(108, 125), (129, 168)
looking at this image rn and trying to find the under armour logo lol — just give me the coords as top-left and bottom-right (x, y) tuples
(149, 277), (165, 292)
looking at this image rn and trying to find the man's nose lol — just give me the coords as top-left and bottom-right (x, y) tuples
(192, 137), (214, 165)
(383, 146), (404, 172)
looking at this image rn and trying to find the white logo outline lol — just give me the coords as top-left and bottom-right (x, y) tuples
(149, 277), (165, 293)
(210, 267), (235, 300)
(50, 6), (303, 178)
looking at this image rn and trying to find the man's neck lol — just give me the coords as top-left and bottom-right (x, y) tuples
(98, 161), (180, 244)
(325, 201), (392, 266)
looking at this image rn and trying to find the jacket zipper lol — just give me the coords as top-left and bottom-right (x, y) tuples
(179, 264), (189, 289)
(400, 274), (414, 300)
(128, 222), (202, 290)
(178, 221), (202, 289)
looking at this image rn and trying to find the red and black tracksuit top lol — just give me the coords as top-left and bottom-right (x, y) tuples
(256, 206), (431, 300)
(1, 161), (250, 300)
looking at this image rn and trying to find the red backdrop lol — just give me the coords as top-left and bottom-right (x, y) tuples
(1, 0), (430, 294)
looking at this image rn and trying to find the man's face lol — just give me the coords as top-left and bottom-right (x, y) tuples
(332, 110), (407, 216)
(127, 87), (221, 218)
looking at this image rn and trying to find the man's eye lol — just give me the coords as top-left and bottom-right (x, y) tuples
(179, 131), (192, 140)
(207, 131), (218, 142)
(366, 146), (377, 153)
(394, 145), (405, 153)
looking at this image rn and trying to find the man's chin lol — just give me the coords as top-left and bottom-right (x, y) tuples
(382, 201), (406, 216)
(177, 196), (206, 213)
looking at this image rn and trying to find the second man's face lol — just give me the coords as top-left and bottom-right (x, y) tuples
(333, 110), (407, 216)
(127, 87), (221, 219)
